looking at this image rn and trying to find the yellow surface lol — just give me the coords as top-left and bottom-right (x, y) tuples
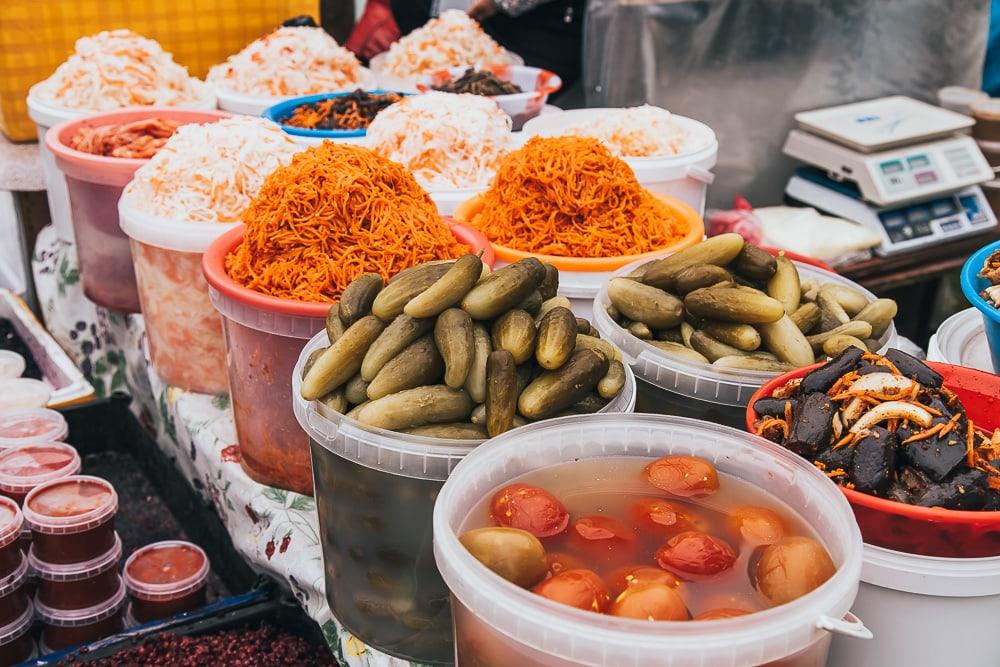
(0, 0), (319, 141)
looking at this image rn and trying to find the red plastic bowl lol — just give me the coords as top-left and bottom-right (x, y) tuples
(746, 361), (1000, 557)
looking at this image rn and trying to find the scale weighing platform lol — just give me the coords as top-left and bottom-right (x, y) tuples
(783, 96), (997, 256)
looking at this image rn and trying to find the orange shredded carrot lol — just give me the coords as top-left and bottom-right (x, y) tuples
(467, 136), (690, 258)
(967, 420), (977, 469)
(226, 142), (467, 302)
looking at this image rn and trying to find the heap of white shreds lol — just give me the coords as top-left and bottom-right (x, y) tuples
(121, 117), (301, 223)
(33, 30), (210, 110)
(366, 91), (512, 190)
(563, 105), (704, 158)
(375, 10), (510, 79)
(207, 26), (375, 97)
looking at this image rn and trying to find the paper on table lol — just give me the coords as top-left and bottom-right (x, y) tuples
(756, 206), (881, 265)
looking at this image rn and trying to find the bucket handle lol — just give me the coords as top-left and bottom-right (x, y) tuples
(684, 165), (716, 185)
(817, 612), (872, 640)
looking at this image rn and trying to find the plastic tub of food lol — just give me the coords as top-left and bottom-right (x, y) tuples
(23, 475), (118, 565)
(46, 108), (229, 313)
(960, 239), (1000, 373)
(0, 442), (81, 506)
(829, 545), (1000, 666)
(521, 110), (718, 215)
(0, 379), (52, 410)
(203, 223), (494, 495)
(0, 602), (34, 666)
(417, 65), (562, 131)
(370, 49), (523, 94)
(0, 351), (25, 379)
(292, 331), (636, 663)
(123, 540), (209, 623)
(118, 199), (236, 394)
(433, 414), (868, 667)
(261, 90), (408, 146)
(0, 408), (68, 450)
(746, 360), (1000, 557)
(927, 307), (994, 372)
(594, 255), (897, 429)
(0, 554), (29, 627)
(0, 498), (23, 582)
(455, 193), (705, 318)
(37, 575), (127, 651)
(31, 532), (121, 611)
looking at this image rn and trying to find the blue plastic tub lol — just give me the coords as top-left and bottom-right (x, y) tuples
(960, 239), (1000, 373)
(261, 90), (407, 140)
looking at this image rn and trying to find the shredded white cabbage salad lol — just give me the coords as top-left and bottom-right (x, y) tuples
(121, 117), (301, 223)
(207, 26), (375, 97)
(375, 10), (511, 79)
(366, 91), (512, 190)
(33, 30), (210, 111)
(562, 105), (704, 158)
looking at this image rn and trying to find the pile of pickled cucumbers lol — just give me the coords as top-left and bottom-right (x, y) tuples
(604, 233), (898, 372)
(300, 253), (627, 438)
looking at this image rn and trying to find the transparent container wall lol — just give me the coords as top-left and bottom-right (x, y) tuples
(131, 241), (228, 395)
(634, 380), (747, 430)
(583, 0), (989, 207)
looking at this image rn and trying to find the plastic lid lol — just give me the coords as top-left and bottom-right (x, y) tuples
(0, 441), (81, 495)
(29, 532), (121, 582)
(23, 475), (118, 535)
(0, 553), (29, 597)
(119, 197), (241, 254)
(35, 575), (126, 627)
(0, 497), (22, 550)
(0, 409), (70, 448)
(862, 544), (1000, 598)
(0, 351), (25, 379)
(971, 98), (1000, 122)
(291, 330), (637, 481)
(123, 540), (208, 601)
(929, 308), (994, 373)
(0, 600), (33, 646)
(0, 379), (52, 410)
(593, 255), (897, 407)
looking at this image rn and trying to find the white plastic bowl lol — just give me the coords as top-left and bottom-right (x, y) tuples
(371, 50), (524, 93)
(434, 414), (869, 667)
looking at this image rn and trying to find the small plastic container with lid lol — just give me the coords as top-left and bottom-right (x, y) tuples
(0, 441), (81, 505)
(124, 540), (209, 622)
(0, 379), (52, 410)
(0, 554), (29, 628)
(36, 576), (127, 651)
(23, 475), (118, 565)
(0, 497), (23, 580)
(0, 602), (35, 666)
(0, 351), (25, 380)
(0, 408), (69, 451)
(31, 532), (122, 611)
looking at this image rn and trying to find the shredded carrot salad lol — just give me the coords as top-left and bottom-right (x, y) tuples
(467, 136), (691, 258)
(226, 142), (468, 302)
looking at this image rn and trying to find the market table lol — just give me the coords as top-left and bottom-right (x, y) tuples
(31, 225), (421, 667)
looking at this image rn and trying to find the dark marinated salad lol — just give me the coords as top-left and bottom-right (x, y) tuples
(980, 249), (1000, 308)
(282, 90), (403, 131)
(752, 348), (1000, 510)
(433, 68), (522, 96)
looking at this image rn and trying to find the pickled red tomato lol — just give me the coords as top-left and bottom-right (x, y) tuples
(629, 498), (704, 536)
(608, 565), (681, 598)
(490, 484), (569, 538)
(611, 583), (689, 621)
(656, 531), (738, 579)
(546, 552), (588, 578)
(729, 505), (786, 546)
(568, 515), (639, 565)
(532, 569), (611, 613)
(754, 537), (836, 605)
(643, 456), (719, 497)
(695, 608), (752, 621)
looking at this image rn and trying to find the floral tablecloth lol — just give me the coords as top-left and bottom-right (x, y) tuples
(32, 225), (419, 667)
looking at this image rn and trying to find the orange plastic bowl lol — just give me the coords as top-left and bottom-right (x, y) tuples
(746, 361), (1000, 557)
(453, 192), (704, 272)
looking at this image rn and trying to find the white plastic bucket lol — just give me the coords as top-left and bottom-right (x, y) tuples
(521, 110), (718, 215)
(214, 87), (286, 117)
(434, 414), (869, 667)
(829, 545), (1000, 667)
(430, 186), (488, 217)
(927, 307), (994, 373)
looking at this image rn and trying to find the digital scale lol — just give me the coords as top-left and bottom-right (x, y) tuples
(782, 96), (997, 256)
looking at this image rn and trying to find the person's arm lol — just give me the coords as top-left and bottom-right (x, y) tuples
(468, 0), (555, 21)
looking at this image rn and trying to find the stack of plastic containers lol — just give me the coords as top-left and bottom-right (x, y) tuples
(22, 475), (124, 651)
(0, 408), (69, 452)
(123, 540), (210, 624)
(0, 496), (33, 662)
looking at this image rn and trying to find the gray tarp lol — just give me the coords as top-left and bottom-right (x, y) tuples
(584, 0), (990, 207)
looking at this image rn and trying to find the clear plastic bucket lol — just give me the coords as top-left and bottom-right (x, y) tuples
(292, 330), (635, 664)
(46, 108), (229, 313)
(118, 198), (237, 395)
(829, 545), (1000, 666)
(433, 414), (867, 667)
(593, 256), (898, 429)
(203, 224), (494, 495)
(960, 239), (1000, 374)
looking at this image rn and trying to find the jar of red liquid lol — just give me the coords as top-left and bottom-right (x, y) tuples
(0, 497), (23, 580)
(0, 554), (29, 628)
(0, 408), (69, 451)
(124, 540), (208, 623)
(23, 476), (118, 565)
(0, 602), (35, 666)
(31, 532), (122, 611)
(36, 575), (126, 651)
(0, 441), (81, 505)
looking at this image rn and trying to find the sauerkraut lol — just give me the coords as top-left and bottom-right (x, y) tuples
(560, 105), (704, 158)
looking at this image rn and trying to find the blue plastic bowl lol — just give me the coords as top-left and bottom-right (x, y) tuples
(960, 239), (1000, 373)
(261, 90), (407, 139)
